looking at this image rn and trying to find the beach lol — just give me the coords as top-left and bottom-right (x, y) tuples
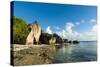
(11, 41), (97, 66)
(11, 44), (55, 66)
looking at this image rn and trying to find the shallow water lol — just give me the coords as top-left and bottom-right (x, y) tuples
(52, 41), (97, 63)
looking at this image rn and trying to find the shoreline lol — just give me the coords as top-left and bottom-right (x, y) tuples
(11, 44), (59, 51)
(11, 44), (56, 66)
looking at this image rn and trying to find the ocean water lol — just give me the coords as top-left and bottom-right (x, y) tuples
(52, 41), (97, 63)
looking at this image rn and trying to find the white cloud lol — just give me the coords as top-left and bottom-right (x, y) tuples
(55, 22), (97, 41)
(65, 22), (74, 34)
(46, 26), (53, 34)
(76, 22), (80, 25)
(92, 24), (97, 32)
(56, 22), (78, 40)
(90, 19), (97, 23)
(73, 24), (97, 41)
(46, 19), (97, 41)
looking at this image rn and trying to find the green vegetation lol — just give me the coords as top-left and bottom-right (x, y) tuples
(73, 40), (79, 44)
(12, 16), (79, 45)
(63, 39), (79, 44)
(39, 33), (52, 44)
(63, 39), (68, 43)
(13, 16), (29, 44)
(39, 33), (63, 44)
(53, 33), (63, 43)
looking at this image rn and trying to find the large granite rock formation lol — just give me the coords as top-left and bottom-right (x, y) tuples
(26, 22), (41, 45)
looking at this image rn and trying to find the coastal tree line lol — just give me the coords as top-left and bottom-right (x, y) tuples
(12, 16), (79, 45)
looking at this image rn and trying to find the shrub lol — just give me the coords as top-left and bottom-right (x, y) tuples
(12, 16), (29, 44)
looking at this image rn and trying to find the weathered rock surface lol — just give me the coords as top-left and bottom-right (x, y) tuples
(11, 44), (55, 66)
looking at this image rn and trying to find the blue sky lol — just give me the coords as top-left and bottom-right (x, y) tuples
(12, 1), (97, 41)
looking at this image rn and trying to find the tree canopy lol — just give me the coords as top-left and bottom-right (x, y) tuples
(13, 16), (29, 44)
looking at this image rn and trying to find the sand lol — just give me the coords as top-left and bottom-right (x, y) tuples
(11, 44), (56, 66)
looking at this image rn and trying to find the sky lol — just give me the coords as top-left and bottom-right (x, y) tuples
(12, 1), (97, 41)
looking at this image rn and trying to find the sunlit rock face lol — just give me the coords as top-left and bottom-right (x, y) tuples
(26, 23), (41, 45)
(32, 23), (41, 44)
(49, 37), (56, 45)
(26, 30), (34, 45)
